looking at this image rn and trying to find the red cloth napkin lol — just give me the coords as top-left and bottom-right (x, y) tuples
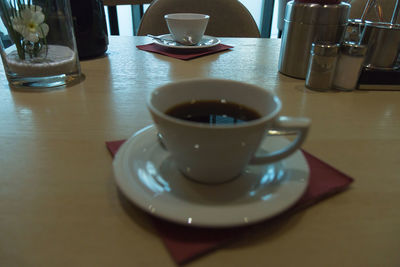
(106, 140), (353, 265)
(136, 43), (233, 60)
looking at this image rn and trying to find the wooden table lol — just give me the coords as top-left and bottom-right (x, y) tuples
(0, 36), (399, 266)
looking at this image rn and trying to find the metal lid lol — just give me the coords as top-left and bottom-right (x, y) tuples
(285, 1), (350, 25)
(311, 43), (340, 56)
(340, 42), (367, 57)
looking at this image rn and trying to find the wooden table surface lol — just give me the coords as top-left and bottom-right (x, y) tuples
(0, 36), (399, 267)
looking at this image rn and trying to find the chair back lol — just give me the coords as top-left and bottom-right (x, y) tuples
(137, 0), (260, 37)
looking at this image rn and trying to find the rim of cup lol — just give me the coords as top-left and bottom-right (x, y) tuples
(147, 79), (282, 129)
(164, 13), (210, 20)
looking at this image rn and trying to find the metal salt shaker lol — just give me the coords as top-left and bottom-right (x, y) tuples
(333, 42), (367, 91)
(305, 43), (340, 91)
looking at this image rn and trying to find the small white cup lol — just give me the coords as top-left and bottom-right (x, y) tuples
(164, 13), (209, 45)
(147, 79), (311, 184)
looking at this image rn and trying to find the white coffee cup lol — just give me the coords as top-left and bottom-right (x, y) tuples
(147, 79), (311, 184)
(164, 13), (209, 45)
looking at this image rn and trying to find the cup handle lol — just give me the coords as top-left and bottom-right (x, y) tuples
(249, 116), (311, 164)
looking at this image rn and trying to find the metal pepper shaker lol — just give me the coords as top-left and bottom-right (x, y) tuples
(305, 43), (340, 91)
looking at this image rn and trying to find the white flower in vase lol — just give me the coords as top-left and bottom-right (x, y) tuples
(0, 1), (50, 60)
(11, 5), (49, 44)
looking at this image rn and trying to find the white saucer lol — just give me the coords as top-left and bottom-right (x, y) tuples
(151, 34), (220, 49)
(113, 125), (309, 228)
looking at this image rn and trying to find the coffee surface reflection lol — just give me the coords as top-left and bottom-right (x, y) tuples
(165, 100), (261, 125)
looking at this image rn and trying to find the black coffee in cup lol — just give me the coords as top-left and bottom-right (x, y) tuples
(165, 100), (261, 125)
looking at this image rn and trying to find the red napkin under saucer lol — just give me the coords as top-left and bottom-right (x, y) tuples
(106, 140), (353, 265)
(136, 43), (233, 60)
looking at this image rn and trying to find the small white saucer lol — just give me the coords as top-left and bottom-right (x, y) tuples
(151, 34), (220, 49)
(113, 125), (309, 228)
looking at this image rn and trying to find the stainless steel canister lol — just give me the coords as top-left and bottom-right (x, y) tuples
(278, 1), (350, 79)
(362, 22), (400, 70)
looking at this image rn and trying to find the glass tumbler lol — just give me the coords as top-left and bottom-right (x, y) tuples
(0, 0), (81, 89)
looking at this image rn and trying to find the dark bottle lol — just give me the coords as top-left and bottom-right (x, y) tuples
(70, 0), (109, 59)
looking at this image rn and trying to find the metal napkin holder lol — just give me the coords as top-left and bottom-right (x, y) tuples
(352, 0), (400, 90)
